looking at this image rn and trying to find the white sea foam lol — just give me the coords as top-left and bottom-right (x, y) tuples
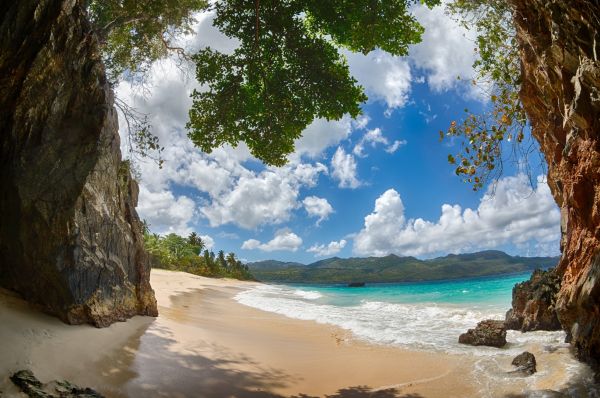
(292, 289), (323, 300)
(234, 284), (599, 396)
(235, 284), (554, 355)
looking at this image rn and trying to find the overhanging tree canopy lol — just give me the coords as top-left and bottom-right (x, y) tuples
(88, 0), (439, 165)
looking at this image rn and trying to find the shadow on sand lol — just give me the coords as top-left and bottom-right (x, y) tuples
(293, 387), (424, 398)
(91, 318), (424, 398)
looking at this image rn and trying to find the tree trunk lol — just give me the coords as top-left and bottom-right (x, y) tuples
(510, 0), (600, 370)
(0, 0), (157, 327)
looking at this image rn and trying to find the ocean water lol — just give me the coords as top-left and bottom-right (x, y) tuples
(234, 272), (600, 397)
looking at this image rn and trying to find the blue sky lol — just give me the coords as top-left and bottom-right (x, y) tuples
(116, 4), (561, 264)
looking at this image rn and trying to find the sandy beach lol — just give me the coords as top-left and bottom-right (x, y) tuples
(3, 269), (596, 397)
(0, 269), (482, 397)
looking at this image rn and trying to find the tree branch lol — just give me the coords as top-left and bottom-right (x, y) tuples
(96, 15), (148, 43)
(160, 34), (191, 61)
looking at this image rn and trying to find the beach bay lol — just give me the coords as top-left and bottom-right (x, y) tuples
(1, 270), (595, 397)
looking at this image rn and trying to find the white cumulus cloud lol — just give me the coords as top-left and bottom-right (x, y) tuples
(242, 228), (303, 252)
(117, 58), (330, 231)
(331, 147), (361, 189)
(200, 170), (298, 229)
(200, 234), (215, 250)
(293, 117), (353, 159)
(409, 3), (486, 100)
(115, 13), (334, 233)
(353, 128), (406, 157)
(353, 175), (560, 257)
(303, 196), (334, 225)
(385, 140), (407, 154)
(347, 50), (412, 112)
(137, 186), (196, 236)
(307, 240), (347, 257)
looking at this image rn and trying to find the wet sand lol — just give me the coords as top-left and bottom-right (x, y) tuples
(0, 270), (477, 397)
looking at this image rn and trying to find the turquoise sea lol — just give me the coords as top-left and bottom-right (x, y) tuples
(235, 272), (549, 354)
(291, 272), (527, 308)
(235, 271), (599, 396)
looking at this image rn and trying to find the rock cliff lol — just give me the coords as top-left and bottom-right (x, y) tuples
(510, 0), (599, 369)
(0, 0), (157, 326)
(505, 268), (561, 332)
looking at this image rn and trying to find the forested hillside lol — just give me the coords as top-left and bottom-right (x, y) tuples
(249, 250), (557, 283)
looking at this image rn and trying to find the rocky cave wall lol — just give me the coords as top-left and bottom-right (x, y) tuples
(510, 0), (600, 368)
(0, 0), (157, 326)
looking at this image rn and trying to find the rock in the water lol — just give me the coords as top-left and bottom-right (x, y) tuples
(0, 1), (157, 326)
(505, 269), (561, 332)
(10, 370), (104, 398)
(510, 351), (537, 376)
(459, 320), (507, 348)
(509, 0), (600, 372)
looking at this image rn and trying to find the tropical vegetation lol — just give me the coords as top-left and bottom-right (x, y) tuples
(143, 229), (255, 281)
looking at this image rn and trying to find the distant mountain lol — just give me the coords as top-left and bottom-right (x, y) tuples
(247, 250), (558, 284)
(248, 259), (304, 270)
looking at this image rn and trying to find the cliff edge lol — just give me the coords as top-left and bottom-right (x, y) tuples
(0, 0), (157, 326)
(510, 0), (600, 369)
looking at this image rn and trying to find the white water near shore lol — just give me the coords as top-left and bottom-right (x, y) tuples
(235, 279), (600, 397)
(2, 270), (598, 397)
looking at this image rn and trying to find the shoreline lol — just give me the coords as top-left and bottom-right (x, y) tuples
(121, 270), (477, 397)
(0, 269), (594, 397)
(253, 267), (540, 287)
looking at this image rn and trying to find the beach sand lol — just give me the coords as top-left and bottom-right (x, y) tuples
(4, 269), (575, 397)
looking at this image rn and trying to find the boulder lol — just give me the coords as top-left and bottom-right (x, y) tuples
(510, 351), (537, 376)
(505, 269), (561, 332)
(459, 320), (507, 348)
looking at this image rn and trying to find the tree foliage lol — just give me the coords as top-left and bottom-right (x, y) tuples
(443, 0), (535, 190)
(143, 229), (254, 280)
(186, 0), (439, 166)
(87, 0), (441, 167)
(304, 0), (438, 56)
(86, 0), (209, 166)
(88, 0), (208, 82)
(88, 0), (454, 165)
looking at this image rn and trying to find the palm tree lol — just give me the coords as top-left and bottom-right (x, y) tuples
(187, 232), (205, 254)
(226, 252), (237, 271)
(217, 250), (226, 271)
(141, 219), (151, 235)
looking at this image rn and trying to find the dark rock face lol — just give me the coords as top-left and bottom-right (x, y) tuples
(10, 369), (104, 398)
(0, 1), (157, 326)
(509, 0), (600, 370)
(510, 351), (537, 376)
(458, 320), (507, 348)
(505, 269), (561, 331)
